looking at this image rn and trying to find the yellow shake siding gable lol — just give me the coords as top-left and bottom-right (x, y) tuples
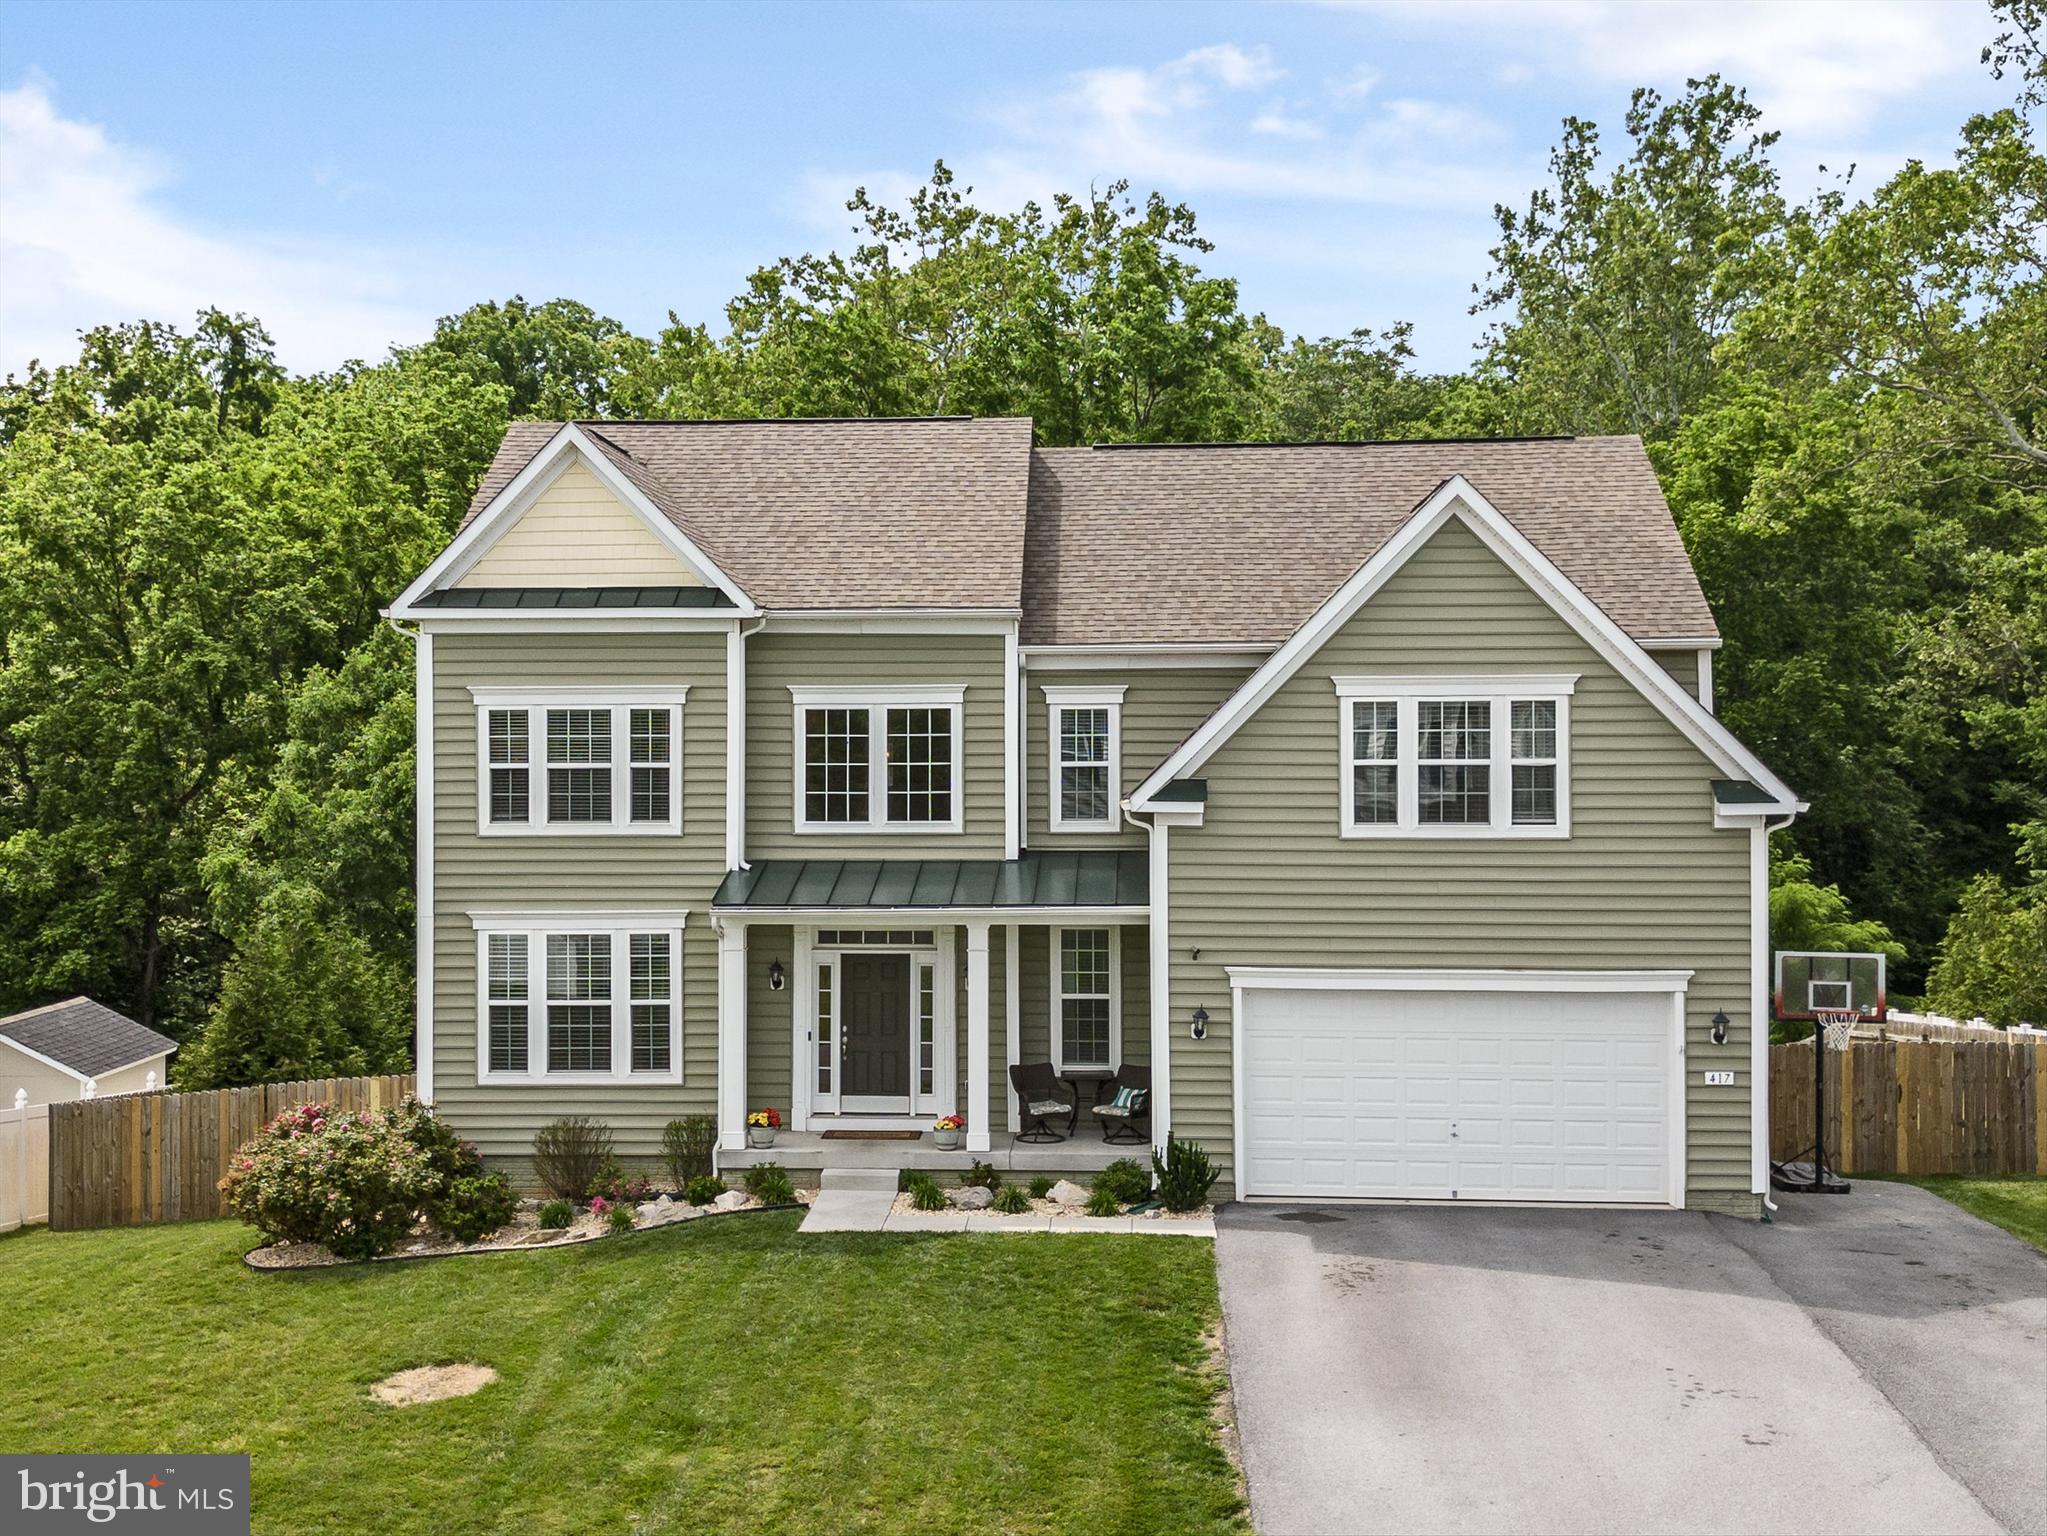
(455, 461), (704, 589)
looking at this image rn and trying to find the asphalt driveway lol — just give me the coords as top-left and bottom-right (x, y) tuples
(1216, 1184), (2047, 1535)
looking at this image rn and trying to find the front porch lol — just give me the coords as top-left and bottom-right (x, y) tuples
(709, 852), (1156, 1158)
(718, 1130), (1146, 1177)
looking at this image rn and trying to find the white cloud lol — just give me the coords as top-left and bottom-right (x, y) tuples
(1250, 111), (1324, 140)
(1319, 0), (1990, 135)
(0, 78), (439, 376)
(1330, 65), (1382, 103)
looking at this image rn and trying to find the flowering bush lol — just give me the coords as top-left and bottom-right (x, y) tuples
(932, 1114), (965, 1132)
(219, 1102), (437, 1260)
(220, 1097), (515, 1258)
(586, 1158), (655, 1204)
(746, 1107), (782, 1130)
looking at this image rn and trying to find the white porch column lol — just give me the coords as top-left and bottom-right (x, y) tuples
(715, 918), (748, 1150)
(1148, 820), (1172, 1157)
(966, 921), (992, 1152)
(1004, 924), (1021, 1132)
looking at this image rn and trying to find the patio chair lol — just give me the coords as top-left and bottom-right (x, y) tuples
(1009, 1062), (1076, 1143)
(1090, 1064), (1151, 1145)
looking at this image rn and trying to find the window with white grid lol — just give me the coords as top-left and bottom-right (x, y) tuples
(472, 693), (684, 835)
(1054, 927), (1118, 1070)
(473, 919), (683, 1084)
(1334, 676), (1573, 837)
(1046, 687), (1123, 833)
(793, 688), (964, 832)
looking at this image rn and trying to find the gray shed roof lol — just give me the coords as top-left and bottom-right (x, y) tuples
(0, 997), (176, 1079)
(713, 851), (1148, 910)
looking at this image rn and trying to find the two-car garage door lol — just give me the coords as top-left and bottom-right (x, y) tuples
(1237, 977), (1679, 1205)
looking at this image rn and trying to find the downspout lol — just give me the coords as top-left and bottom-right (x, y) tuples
(1125, 802), (1169, 1155)
(1756, 809), (1799, 1218)
(386, 615), (433, 1105)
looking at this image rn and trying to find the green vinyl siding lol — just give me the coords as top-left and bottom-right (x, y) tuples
(429, 628), (728, 1159)
(1163, 516), (1755, 1208)
(1028, 668), (1254, 848)
(1015, 923), (1151, 1070)
(746, 631), (1008, 859)
(1651, 646), (1702, 702)
(747, 925), (793, 1114)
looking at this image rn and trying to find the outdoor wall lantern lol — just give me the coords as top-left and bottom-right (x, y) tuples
(1191, 1005), (1209, 1041)
(768, 959), (786, 992)
(1710, 1009), (1729, 1047)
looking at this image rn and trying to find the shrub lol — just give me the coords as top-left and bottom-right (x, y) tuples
(537, 1199), (575, 1230)
(905, 1172), (947, 1211)
(587, 1157), (654, 1204)
(1027, 1174), (1055, 1199)
(662, 1115), (717, 1188)
(992, 1183), (1031, 1214)
(1152, 1137), (1219, 1213)
(744, 1163), (796, 1204)
(402, 1100), (483, 1185)
(683, 1175), (727, 1206)
(531, 1117), (613, 1202)
(607, 1201), (637, 1234)
(1094, 1158), (1152, 1205)
(1085, 1185), (1121, 1218)
(431, 1171), (518, 1242)
(961, 1160), (1000, 1190)
(219, 1102), (436, 1260)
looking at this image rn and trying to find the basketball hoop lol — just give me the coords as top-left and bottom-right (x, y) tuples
(1817, 1008), (1859, 1052)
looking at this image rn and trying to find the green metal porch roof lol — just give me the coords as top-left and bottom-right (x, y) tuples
(712, 850), (1148, 911)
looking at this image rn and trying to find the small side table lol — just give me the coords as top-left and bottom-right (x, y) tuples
(1058, 1066), (1116, 1115)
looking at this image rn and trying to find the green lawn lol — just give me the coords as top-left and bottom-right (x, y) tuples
(1877, 1174), (2047, 1253)
(0, 1215), (1244, 1535)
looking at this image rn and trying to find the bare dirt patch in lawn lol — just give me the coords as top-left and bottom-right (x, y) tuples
(370, 1363), (498, 1407)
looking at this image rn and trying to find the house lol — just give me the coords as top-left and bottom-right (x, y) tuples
(0, 997), (176, 1107)
(386, 419), (1800, 1213)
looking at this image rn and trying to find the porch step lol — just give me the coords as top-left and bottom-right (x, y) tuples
(820, 1167), (901, 1193)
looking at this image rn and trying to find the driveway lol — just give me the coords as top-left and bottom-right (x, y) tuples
(1216, 1184), (2047, 1535)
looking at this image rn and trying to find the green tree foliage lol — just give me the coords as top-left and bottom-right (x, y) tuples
(1768, 847), (1906, 962)
(1926, 872), (2047, 1025)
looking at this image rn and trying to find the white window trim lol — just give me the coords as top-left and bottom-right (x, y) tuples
(1050, 924), (1122, 1072)
(1333, 674), (1575, 839)
(469, 910), (687, 1086)
(470, 687), (685, 837)
(1044, 685), (1125, 834)
(788, 684), (966, 834)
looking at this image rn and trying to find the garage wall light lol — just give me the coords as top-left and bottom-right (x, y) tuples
(1710, 1009), (1729, 1046)
(1191, 1005), (1209, 1041)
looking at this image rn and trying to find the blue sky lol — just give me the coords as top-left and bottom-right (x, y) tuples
(1, 0), (2011, 378)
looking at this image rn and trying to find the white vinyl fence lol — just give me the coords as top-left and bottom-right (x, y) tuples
(2, 1090), (50, 1233)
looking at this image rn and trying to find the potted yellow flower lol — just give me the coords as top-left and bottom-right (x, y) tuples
(932, 1113), (965, 1151)
(746, 1107), (782, 1149)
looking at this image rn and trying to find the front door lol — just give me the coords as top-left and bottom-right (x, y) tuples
(840, 954), (912, 1110)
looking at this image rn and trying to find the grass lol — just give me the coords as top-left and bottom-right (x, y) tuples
(0, 1214), (1244, 1535)
(1875, 1174), (2047, 1253)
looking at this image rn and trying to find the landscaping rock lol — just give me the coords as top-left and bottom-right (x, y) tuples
(1046, 1179), (1091, 1207)
(949, 1185), (995, 1210)
(712, 1189), (749, 1212)
(637, 1196), (691, 1227)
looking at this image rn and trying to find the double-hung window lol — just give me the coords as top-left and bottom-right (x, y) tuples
(1044, 686), (1124, 833)
(791, 686), (964, 833)
(472, 914), (685, 1084)
(1334, 675), (1574, 837)
(472, 689), (684, 834)
(1052, 926), (1120, 1071)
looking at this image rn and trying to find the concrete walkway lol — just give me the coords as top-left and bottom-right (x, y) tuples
(1217, 1188), (2044, 1535)
(797, 1169), (898, 1233)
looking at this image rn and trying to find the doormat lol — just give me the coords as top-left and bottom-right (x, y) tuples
(820, 1130), (922, 1141)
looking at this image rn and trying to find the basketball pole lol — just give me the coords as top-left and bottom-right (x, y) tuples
(1806, 1016), (1849, 1194)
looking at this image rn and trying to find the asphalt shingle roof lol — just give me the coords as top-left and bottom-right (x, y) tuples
(0, 997), (176, 1079)
(458, 422), (1716, 645)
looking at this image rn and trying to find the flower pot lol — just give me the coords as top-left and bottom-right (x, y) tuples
(933, 1129), (962, 1150)
(747, 1126), (776, 1149)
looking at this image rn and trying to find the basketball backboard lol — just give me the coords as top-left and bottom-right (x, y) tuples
(1773, 951), (1887, 1022)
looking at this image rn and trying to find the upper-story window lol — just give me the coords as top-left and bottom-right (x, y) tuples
(1332, 674), (1574, 838)
(1044, 685), (1125, 833)
(790, 686), (964, 833)
(471, 688), (685, 835)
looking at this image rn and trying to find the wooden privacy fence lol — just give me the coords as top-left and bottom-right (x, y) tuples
(1770, 1039), (2045, 1176)
(46, 1074), (415, 1232)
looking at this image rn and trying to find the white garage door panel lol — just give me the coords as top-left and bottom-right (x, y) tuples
(1241, 984), (1674, 1204)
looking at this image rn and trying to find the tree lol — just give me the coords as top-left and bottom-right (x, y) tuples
(1924, 873), (2047, 1025)
(1474, 77), (1788, 441)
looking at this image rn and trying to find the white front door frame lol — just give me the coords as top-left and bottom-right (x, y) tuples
(793, 926), (954, 1128)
